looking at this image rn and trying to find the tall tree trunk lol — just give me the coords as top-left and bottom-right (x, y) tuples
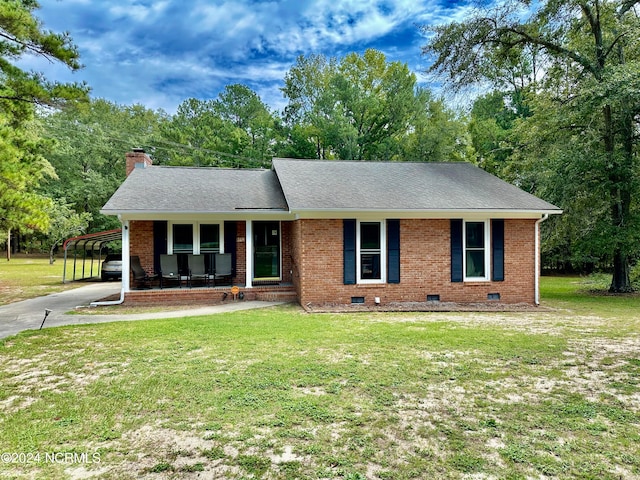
(611, 248), (631, 292)
(603, 103), (630, 292)
(608, 23), (635, 294)
(6, 228), (10, 261)
(609, 105), (635, 292)
(49, 242), (57, 265)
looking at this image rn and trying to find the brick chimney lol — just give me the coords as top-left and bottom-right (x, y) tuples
(125, 148), (153, 176)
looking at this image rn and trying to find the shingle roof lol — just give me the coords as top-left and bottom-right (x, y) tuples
(271, 158), (561, 213)
(102, 159), (561, 216)
(101, 166), (288, 214)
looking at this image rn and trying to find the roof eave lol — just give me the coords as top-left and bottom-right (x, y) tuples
(102, 207), (562, 221)
(101, 208), (294, 221)
(288, 207), (562, 220)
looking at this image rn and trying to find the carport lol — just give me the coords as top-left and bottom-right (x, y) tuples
(62, 229), (122, 283)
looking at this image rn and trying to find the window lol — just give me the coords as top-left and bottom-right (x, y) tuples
(200, 224), (220, 274)
(464, 220), (489, 280)
(173, 224), (193, 253)
(169, 222), (223, 275)
(200, 224), (220, 252)
(172, 224), (193, 275)
(358, 221), (385, 283)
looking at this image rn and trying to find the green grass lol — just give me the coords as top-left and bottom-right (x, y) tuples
(1, 276), (639, 479)
(541, 274), (640, 325)
(0, 255), (90, 305)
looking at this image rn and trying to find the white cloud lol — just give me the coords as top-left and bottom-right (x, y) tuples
(26, 0), (478, 112)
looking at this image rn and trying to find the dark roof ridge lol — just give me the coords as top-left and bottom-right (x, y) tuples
(149, 165), (269, 172)
(272, 158), (476, 166)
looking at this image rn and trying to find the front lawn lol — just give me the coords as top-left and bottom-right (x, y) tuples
(0, 278), (639, 479)
(0, 256), (89, 305)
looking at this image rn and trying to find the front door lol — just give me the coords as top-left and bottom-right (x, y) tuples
(253, 221), (280, 280)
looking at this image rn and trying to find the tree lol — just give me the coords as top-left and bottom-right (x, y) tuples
(403, 89), (470, 163)
(423, 0), (640, 292)
(281, 53), (337, 159)
(43, 199), (91, 264)
(159, 92), (275, 168)
(282, 49), (443, 161)
(39, 99), (166, 232)
(0, 114), (55, 258)
(213, 84), (278, 163)
(0, 0), (88, 258)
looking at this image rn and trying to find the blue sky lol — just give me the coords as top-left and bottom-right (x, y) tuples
(28, 0), (473, 114)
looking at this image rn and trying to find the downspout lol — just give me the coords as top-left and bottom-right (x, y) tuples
(90, 219), (129, 307)
(534, 214), (549, 305)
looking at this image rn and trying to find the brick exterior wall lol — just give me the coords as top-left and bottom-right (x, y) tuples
(127, 217), (538, 307)
(129, 220), (155, 283)
(124, 285), (297, 305)
(281, 221), (293, 284)
(292, 218), (537, 307)
(235, 221), (246, 286)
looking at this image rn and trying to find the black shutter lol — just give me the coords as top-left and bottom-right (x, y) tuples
(387, 219), (400, 283)
(153, 221), (168, 274)
(224, 221), (237, 274)
(451, 219), (463, 283)
(343, 219), (356, 285)
(492, 219), (504, 281)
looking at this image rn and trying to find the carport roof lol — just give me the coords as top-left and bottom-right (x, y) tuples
(63, 229), (122, 251)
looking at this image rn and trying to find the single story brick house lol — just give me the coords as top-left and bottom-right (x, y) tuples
(100, 150), (561, 307)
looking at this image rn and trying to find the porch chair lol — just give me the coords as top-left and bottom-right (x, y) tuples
(130, 255), (157, 289)
(213, 253), (233, 286)
(159, 254), (182, 288)
(187, 254), (209, 288)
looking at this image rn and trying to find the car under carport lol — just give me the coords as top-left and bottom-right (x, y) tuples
(62, 229), (122, 283)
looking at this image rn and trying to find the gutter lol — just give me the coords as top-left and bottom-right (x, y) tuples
(534, 214), (549, 305)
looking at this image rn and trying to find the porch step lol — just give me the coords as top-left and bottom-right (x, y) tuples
(254, 289), (298, 302)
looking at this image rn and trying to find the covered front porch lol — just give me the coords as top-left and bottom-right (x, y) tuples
(121, 218), (299, 305)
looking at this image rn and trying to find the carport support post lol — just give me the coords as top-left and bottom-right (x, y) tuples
(73, 249), (78, 281)
(89, 240), (96, 278)
(82, 244), (87, 279)
(63, 248), (68, 283)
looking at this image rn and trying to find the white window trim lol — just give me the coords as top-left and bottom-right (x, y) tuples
(463, 219), (490, 282)
(356, 219), (386, 284)
(168, 221), (225, 255)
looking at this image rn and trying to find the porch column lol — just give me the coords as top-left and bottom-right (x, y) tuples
(122, 219), (130, 293)
(245, 220), (253, 288)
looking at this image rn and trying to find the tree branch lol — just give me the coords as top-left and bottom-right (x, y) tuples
(0, 31), (58, 64)
(618, 0), (640, 16)
(496, 24), (600, 78)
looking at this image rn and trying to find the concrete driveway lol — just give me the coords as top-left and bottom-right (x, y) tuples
(0, 282), (285, 339)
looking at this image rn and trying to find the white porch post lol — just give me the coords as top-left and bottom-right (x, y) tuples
(245, 220), (253, 288)
(122, 219), (130, 293)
